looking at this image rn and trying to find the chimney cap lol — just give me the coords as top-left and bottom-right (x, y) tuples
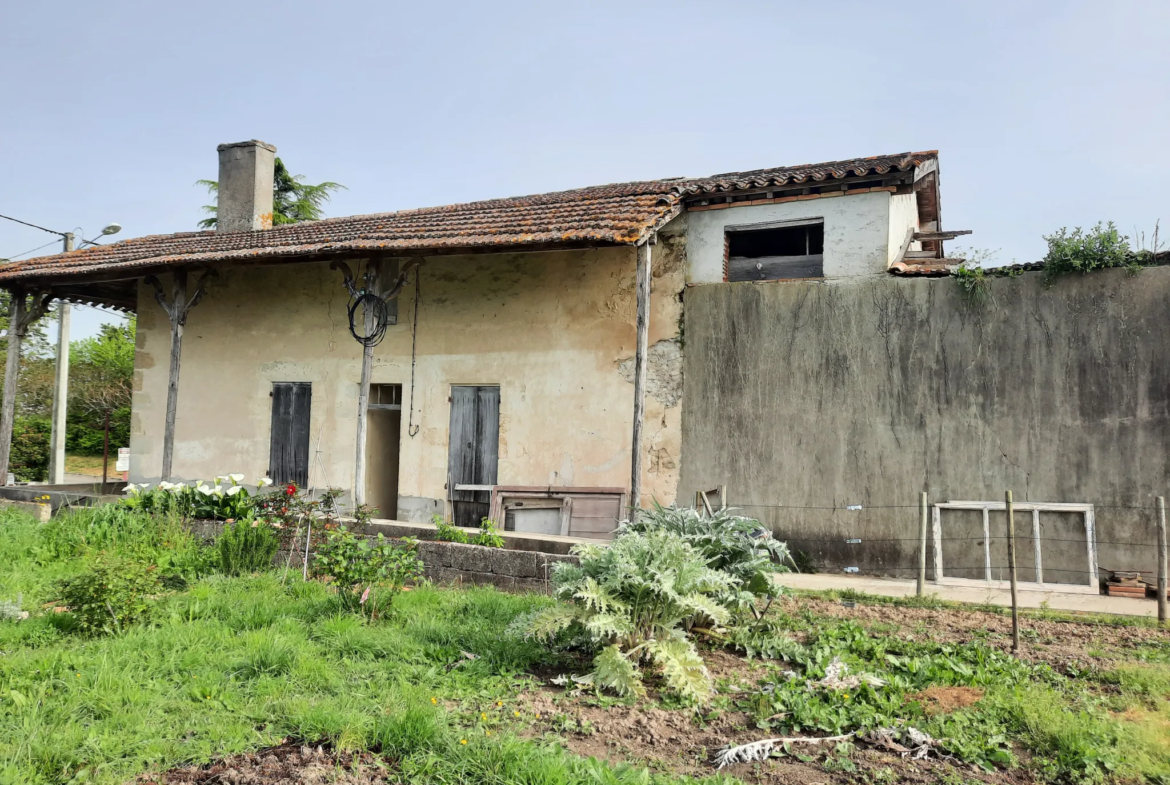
(216, 139), (277, 153)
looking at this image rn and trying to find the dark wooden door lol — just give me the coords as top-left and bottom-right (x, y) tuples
(448, 385), (499, 527)
(269, 382), (311, 487)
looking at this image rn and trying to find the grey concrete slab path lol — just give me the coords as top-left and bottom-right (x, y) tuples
(773, 572), (1161, 619)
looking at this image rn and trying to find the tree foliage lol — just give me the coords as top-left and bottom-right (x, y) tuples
(197, 157), (345, 229)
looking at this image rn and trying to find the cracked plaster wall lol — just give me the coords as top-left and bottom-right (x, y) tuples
(680, 269), (1170, 578)
(130, 242), (687, 516)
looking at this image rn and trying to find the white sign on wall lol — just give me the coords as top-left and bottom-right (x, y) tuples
(115, 448), (130, 472)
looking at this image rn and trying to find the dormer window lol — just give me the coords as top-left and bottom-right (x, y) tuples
(725, 219), (824, 281)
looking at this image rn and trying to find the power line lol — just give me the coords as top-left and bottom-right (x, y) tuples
(1, 239), (61, 262)
(0, 213), (65, 237)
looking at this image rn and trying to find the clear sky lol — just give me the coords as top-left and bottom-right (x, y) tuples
(2, 1), (1167, 340)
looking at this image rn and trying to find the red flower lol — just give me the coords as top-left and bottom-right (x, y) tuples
(286, 484), (297, 496)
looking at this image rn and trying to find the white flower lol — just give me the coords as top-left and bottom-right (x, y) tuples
(227, 473), (245, 484)
(123, 483), (140, 495)
(258, 477), (274, 488)
(196, 484), (214, 496)
(226, 485), (244, 496)
(212, 485), (225, 498)
(213, 475), (228, 484)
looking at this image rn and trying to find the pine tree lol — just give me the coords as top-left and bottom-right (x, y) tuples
(196, 158), (344, 229)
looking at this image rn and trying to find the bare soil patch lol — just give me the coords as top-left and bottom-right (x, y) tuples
(912, 686), (984, 715)
(790, 596), (1168, 670)
(134, 742), (390, 784)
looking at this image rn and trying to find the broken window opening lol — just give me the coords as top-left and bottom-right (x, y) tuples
(726, 220), (824, 281)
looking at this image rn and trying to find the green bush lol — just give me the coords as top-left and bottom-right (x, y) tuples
(65, 406), (130, 456)
(1043, 221), (1143, 281)
(55, 556), (161, 635)
(312, 528), (423, 616)
(619, 504), (790, 598)
(10, 416), (50, 482)
(473, 517), (505, 548)
(520, 530), (737, 702)
(217, 517), (281, 576)
(431, 515), (469, 544)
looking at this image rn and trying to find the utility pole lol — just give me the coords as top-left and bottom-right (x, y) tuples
(47, 233), (73, 484)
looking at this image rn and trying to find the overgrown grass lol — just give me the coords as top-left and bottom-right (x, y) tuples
(0, 509), (735, 785)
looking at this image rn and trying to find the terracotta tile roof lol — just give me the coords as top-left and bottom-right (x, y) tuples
(0, 150), (937, 289)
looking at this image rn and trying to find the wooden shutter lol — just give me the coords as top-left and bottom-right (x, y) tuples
(269, 382), (311, 486)
(447, 385), (500, 526)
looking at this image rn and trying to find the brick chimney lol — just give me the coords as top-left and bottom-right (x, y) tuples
(215, 140), (276, 233)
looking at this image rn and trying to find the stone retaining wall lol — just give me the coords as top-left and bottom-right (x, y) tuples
(414, 539), (578, 593)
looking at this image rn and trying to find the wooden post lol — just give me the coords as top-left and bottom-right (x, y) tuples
(331, 257), (421, 507)
(353, 259), (383, 506)
(1006, 489), (1020, 653)
(630, 239), (652, 511)
(1157, 496), (1167, 627)
(146, 268), (215, 481)
(0, 289), (52, 484)
(917, 491), (928, 596)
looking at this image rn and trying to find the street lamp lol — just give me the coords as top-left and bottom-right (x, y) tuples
(48, 223), (122, 485)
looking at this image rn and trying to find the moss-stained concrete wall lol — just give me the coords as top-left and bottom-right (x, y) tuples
(680, 268), (1170, 581)
(131, 241), (687, 516)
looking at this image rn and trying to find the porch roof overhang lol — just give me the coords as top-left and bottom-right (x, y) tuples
(0, 150), (939, 312)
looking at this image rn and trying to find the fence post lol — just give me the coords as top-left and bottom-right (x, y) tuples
(1158, 496), (1167, 627)
(917, 492), (928, 596)
(1006, 490), (1020, 653)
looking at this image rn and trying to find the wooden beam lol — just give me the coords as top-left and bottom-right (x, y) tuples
(0, 289), (53, 484)
(630, 240), (652, 512)
(913, 230), (972, 242)
(145, 267), (216, 480)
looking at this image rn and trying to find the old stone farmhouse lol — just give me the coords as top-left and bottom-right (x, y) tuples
(4, 141), (1168, 586)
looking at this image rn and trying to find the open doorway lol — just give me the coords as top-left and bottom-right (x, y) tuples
(366, 384), (401, 520)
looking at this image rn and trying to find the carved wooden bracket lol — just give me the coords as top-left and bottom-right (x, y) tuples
(145, 268), (218, 327)
(330, 256), (423, 301)
(8, 289), (54, 337)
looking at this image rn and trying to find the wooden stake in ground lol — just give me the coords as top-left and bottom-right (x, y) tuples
(1006, 489), (1020, 652)
(1157, 496), (1167, 627)
(0, 289), (53, 484)
(145, 268), (217, 481)
(917, 491), (928, 596)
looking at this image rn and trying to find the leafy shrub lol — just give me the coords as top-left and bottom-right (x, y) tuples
(473, 518), (505, 548)
(1043, 221), (1143, 281)
(619, 504), (790, 598)
(431, 515), (469, 544)
(521, 530), (737, 702)
(313, 528), (423, 616)
(66, 405), (130, 456)
(36, 505), (209, 585)
(55, 556), (160, 635)
(10, 416), (50, 482)
(217, 517), (281, 575)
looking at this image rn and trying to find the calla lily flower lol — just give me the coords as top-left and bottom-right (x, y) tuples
(226, 485), (244, 496)
(258, 477), (274, 488)
(227, 473), (245, 484)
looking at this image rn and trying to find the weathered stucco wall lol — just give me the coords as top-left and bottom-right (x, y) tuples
(685, 191), (894, 282)
(680, 269), (1170, 580)
(131, 242), (687, 516)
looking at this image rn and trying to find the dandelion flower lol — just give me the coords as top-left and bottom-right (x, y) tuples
(481, 713), (487, 720)
(496, 701), (502, 707)
(485, 730), (491, 736)
(514, 711), (520, 717)
(460, 739), (467, 745)
(431, 697), (437, 704)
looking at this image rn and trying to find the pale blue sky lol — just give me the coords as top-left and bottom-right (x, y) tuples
(2, 1), (1167, 340)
